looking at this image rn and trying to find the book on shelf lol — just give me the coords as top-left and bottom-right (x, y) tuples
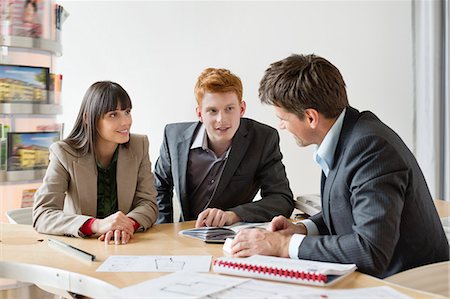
(179, 222), (268, 243)
(213, 255), (357, 286)
(36, 123), (63, 136)
(21, 188), (36, 207)
(48, 73), (62, 104)
(0, 123), (9, 170)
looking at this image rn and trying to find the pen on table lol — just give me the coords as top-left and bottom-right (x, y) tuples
(48, 238), (96, 262)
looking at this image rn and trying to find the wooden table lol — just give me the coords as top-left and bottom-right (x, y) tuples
(434, 199), (450, 218)
(0, 221), (445, 298)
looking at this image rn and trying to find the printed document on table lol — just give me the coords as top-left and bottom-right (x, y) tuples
(114, 272), (412, 299)
(208, 279), (413, 299)
(115, 271), (248, 299)
(96, 255), (211, 272)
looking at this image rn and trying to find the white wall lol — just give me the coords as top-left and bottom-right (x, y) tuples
(56, 0), (413, 197)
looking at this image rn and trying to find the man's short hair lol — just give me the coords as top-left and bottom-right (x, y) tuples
(194, 68), (243, 105)
(259, 54), (349, 119)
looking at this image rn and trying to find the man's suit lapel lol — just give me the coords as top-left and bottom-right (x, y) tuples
(73, 153), (97, 217)
(322, 107), (360, 234)
(322, 163), (340, 233)
(211, 119), (250, 206)
(117, 145), (136, 213)
(177, 123), (199, 221)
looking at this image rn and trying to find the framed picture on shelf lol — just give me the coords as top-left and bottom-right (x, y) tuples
(7, 131), (59, 171)
(0, 64), (49, 103)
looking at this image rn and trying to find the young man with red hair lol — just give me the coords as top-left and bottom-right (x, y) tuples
(154, 68), (294, 227)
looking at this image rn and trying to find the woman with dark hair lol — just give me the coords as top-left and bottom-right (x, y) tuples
(33, 81), (158, 245)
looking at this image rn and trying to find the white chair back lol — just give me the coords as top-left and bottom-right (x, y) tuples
(5, 207), (33, 225)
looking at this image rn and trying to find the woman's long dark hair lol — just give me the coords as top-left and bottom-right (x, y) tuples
(65, 81), (132, 156)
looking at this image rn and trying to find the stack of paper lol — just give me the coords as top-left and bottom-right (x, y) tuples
(179, 222), (268, 243)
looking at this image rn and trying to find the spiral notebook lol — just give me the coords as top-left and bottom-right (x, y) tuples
(213, 255), (357, 286)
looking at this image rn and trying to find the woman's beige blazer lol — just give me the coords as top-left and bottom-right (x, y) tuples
(32, 134), (158, 237)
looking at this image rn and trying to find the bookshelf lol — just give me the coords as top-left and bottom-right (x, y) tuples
(0, 1), (65, 223)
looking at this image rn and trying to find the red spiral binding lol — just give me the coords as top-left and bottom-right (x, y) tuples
(213, 259), (327, 283)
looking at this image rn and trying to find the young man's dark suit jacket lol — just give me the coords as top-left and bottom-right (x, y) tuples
(300, 106), (449, 278)
(154, 118), (294, 223)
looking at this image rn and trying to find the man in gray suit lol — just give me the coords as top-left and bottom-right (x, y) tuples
(154, 68), (294, 227)
(231, 54), (449, 278)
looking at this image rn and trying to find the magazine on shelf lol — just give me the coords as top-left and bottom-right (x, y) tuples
(179, 222), (268, 243)
(0, 0), (68, 40)
(0, 0), (47, 38)
(0, 64), (49, 103)
(51, 3), (68, 41)
(6, 131), (59, 171)
(213, 255), (357, 286)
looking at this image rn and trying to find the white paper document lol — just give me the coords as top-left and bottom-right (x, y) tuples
(115, 271), (247, 298)
(209, 279), (413, 299)
(114, 272), (412, 299)
(96, 255), (212, 272)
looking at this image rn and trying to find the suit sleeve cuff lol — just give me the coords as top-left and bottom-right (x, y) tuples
(79, 218), (96, 237)
(300, 219), (319, 236)
(288, 234), (305, 259)
(128, 217), (141, 232)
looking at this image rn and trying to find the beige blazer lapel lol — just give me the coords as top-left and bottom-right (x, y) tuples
(73, 153), (97, 217)
(117, 145), (137, 213)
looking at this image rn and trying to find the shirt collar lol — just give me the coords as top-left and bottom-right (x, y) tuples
(190, 124), (231, 159)
(313, 108), (346, 177)
(191, 124), (208, 150)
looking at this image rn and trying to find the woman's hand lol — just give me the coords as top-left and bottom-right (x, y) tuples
(98, 229), (133, 245)
(92, 211), (134, 236)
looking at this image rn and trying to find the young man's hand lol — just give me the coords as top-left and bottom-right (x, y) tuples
(195, 208), (241, 228)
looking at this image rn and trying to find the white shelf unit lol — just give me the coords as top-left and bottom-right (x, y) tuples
(0, 32), (63, 221)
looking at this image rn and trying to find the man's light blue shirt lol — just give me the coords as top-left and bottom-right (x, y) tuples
(288, 108), (346, 259)
(313, 108), (346, 177)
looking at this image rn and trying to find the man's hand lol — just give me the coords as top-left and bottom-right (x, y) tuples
(269, 215), (307, 235)
(195, 208), (242, 228)
(229, 215), (308, 257)
(231, 228), (291, 258)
